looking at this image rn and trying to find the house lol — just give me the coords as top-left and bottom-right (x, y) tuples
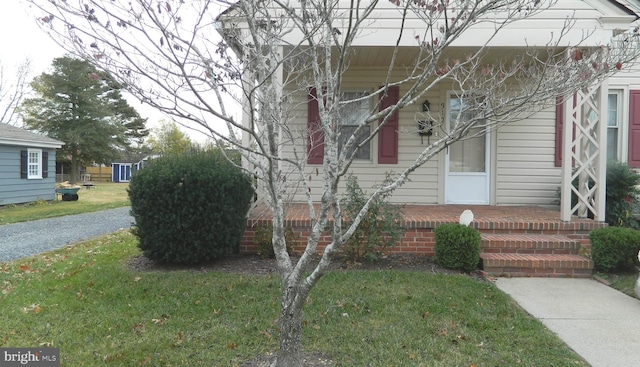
(218, 1), (640, 276)
(0, 124), (64, 205)
(111, 153), (160, 183)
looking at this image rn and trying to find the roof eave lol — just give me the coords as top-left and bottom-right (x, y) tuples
(0, 138), (64, 149)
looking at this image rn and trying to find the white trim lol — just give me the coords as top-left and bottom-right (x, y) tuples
(0, 138), (62, 149)
(607, 85), (630, 162)
(27, 148), (43, 180)
(443, 93), (491, 204)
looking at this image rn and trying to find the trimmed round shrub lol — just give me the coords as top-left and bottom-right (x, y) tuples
(434, 223), (481, 272)
(128, 149), (254, 265)
(590, 227), (640, 272)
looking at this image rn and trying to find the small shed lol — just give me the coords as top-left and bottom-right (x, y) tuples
(112, 161), (133, 183)
(111, 152), (159, 183)
(0, 124), (64, 205)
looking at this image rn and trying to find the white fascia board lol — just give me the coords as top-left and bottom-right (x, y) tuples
(0, 138), (64, 149)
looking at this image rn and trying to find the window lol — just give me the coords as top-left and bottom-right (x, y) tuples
(448, 96), (486, 172)
(339, 92), (371, 160)
(607, 90), (623, 161)
(27, 149), (43, 179)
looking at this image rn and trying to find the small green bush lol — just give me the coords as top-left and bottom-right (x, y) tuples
(434, 223), (481, 272)
(341, 174), (405, 262)
(253, 225), (297, 259)
(606, 161), (640, 229)
(590, 227), (640, 272)
(128, 149), (254, 265)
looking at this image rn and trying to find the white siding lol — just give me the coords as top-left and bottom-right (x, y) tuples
(495, 108), (561, 207)
(235, 0), (637, 207)
(278, 68), (442, 204)
(272, 66), (567, 207)
(257, 66), (607, 208)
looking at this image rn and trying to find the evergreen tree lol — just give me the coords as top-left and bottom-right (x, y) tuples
(21, 56), (149, 182)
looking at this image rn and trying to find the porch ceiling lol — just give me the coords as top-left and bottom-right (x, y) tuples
(284, 45), (562, 69)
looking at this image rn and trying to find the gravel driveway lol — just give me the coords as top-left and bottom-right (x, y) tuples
(0, 207), (134, 263)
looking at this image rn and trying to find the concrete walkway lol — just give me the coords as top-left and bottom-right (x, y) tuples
(496, 278), (640, 367)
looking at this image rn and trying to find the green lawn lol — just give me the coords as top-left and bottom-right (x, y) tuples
(596, 272), (638, 298)
(0, 182), (130, 225)
(0, 231), (589, 366)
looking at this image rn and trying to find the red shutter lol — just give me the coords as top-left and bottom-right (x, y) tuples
(307, 87), (324, 164)
(378, 86), (399, 164)
(629, 90), (640, 168)
(554, 96), (564, 167)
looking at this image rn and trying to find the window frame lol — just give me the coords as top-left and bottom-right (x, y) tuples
(446, 94), (487, 173)
(27, 148), (43, 179)
(338, 91), (372, 161)
(607, 89), (624, 162)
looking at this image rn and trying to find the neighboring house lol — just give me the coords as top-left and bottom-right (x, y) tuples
(0, 124), (64, 205)
(112, 161), (134, 183)
(111, 153), (160, 183)
(219, 1), (640, 222)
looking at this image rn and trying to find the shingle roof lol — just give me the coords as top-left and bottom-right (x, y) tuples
(0, 123), (64, 149)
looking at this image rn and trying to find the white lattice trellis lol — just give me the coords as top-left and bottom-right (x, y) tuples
(560, 80), (608, 222)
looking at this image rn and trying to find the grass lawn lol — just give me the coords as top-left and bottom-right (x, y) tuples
(0, 182), (130, 225)
(0, 231), (589, 366)
(596, 272), (638, 299)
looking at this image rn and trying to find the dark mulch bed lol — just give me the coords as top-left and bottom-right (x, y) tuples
(127, 252), (462, 276)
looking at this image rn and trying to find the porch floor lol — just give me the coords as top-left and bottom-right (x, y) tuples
(247, 203), (603, 230)
(242, 204), (606, 278)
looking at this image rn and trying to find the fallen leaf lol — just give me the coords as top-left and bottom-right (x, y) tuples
(134, 276), (142, 282)
(19, 264), (30, 272)
(260, 330), (273, 339)
(227, 342), (237, 350)
(170, 332), (183, 347)
(21, 304), (43, 314)
(132, 323), (145, 335)
(1, 283), (13, 295)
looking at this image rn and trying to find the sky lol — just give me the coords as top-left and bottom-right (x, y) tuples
(0, 1), (207, 143)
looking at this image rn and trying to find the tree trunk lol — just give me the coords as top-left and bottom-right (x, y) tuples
(70, 154), (78, 184)
(274, 285), (305, 367)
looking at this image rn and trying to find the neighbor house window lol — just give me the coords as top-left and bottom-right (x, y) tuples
(607, 90), (623, 161)
(27, 149), (42, 179)
(339, 92), (371, 160)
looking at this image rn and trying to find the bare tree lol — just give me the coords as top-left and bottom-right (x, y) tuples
(28, 0), (640, 366)
(0, 58), (32, 125)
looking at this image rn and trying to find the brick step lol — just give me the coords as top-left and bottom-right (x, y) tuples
(480, 253), (593, 278)
(481, 233), (582, 254)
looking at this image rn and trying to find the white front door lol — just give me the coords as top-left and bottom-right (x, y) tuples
(445, 95), (490, 204)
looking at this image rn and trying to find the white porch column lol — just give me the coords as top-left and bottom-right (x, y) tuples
(560, 80), (608, 222)
(241, 65), (253, 173)
(274, 46), (284, 157)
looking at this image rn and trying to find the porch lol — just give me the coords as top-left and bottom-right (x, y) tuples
(240, 204), (607, 278)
